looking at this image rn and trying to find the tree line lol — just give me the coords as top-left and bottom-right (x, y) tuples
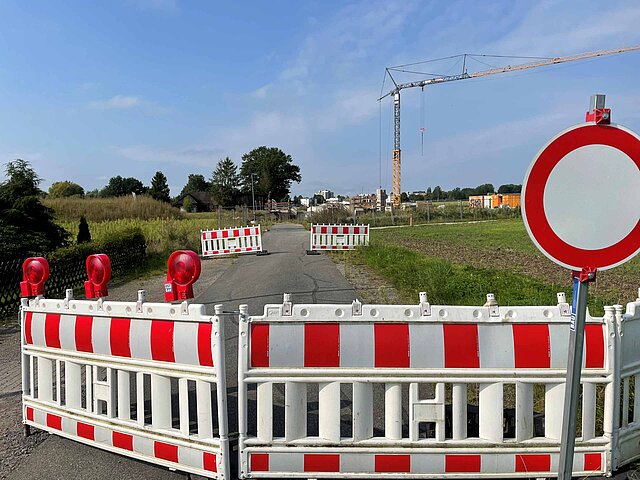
(402, 183), (522, 202)
(46, 146), (302, 207)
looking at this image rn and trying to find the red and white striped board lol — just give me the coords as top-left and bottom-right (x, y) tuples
(309, 224), (369, 251)
(21, 296), (229, 480)
(24, 311), (215, 367)
(201, 225), (262, 257)
(242, 450), (605, 477)
(248, 318), (606, 370)
(24, 404), (221, 477)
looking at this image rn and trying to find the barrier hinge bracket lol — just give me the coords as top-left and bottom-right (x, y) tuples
(180, 300), (190, 315)
(282, 293), (292, 316)
(352, 299), (362, 316)
(484, 293), (500, 317)
(557, 292), (571, 316)
(419, 292), (431, 316)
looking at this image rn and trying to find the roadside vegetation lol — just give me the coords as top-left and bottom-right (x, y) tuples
(44, 196), (183, 222)
(343, 219), (639, 315)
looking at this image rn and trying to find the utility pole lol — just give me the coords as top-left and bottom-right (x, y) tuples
(250, 173), (256, 223)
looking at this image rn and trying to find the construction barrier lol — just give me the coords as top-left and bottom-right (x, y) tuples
(20, 254), (230, 480)
(236, 292), (639, 479)
(201, 225), (264, 257)
(309, 224), (369, 252)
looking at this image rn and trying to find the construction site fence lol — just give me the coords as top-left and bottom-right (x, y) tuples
(21, 287), (640, 479)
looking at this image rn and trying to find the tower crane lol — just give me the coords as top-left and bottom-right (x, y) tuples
(379, 45), (640, 207)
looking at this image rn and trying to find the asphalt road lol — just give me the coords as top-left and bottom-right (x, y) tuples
(9, 224), (356, 480)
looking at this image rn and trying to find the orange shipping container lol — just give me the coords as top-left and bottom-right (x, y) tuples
(491, 194), (502, 208)
(502, 194), (521, 208)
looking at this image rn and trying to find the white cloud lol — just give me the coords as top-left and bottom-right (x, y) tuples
(89, 95), (142, 110)
(115, 144), (224, 168)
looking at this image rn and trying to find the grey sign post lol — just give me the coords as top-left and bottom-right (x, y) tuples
(557, 269), (596, 479)
(522, 94), (640, 478)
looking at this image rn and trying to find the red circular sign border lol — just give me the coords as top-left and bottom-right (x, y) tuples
(522, 123), (640, 271)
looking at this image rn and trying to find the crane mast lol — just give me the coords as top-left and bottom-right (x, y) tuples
(381, 45), (640, 208)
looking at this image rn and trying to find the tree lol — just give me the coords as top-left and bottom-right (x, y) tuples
(210, 157), (240, 206)
(312, 194), (325, 205)
(0, 159), (69, 260)
(100, 176), (146, 197)
(149, 171), (171, 202)
(498, 183), (522, 194)
(182, 196), (193, 212)
(49, 181), (85, 198)
(474, 183), (495, 195)
(77, 215), (91, 244)
(240, 146), (301, 201)
(432, 185), (443, 201)
(425, 187), (432, 200)
(179, 174), (210, 197)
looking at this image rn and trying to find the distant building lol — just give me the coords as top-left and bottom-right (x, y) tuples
(468, 193), (521, 209)
(300, 197), (311, 207)
(175, 191), (213, 212)
(316, 189), (335, 200)
(376, 188), (387, 211)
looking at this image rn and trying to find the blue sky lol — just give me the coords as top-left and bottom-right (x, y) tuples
(1, 0), (639, 197)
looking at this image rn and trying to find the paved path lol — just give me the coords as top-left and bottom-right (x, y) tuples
(8, 224), (356, 479)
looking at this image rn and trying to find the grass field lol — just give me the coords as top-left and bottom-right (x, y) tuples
(45, 196), (183, 222)
(343, 219), (639, 315)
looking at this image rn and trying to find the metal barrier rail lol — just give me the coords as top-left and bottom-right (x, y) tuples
(237, 293), (615, 478)
(21, 290), (230, 480)
(201, 225), (263, 257)
(309, 224), (369, 251)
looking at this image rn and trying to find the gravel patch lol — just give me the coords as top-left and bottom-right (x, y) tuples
(331, 254), (405, 305)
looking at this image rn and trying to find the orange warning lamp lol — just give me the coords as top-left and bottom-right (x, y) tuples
(164, 250), (201, 301)
(84, 254), (112, 298)
(20, 257), (50, 297)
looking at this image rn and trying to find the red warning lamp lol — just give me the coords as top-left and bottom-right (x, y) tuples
(84, 254), (112, 299)
(164, 250), (201, 301)
(20, 257), (50, 297)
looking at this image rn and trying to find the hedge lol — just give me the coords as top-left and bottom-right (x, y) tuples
(0, 227), (146, 320)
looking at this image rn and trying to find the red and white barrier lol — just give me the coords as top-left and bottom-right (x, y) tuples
(309, 224), (369, 251)
(20, 254), (230, 480)
(201, 225), (263, 257)
(237, 293), (618, 479)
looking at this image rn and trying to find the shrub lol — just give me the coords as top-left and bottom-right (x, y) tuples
(77, 216), (91, 243)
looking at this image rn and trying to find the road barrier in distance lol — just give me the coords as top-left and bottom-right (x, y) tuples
(20, 253), (231, 480)
(201, 226), (265, 258)
(308, 224), (369, 254)
(236, 291), (640, 479)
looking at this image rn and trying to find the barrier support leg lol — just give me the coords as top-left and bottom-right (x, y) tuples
(319, 382), (341, 442)
(479, 382), (503, 442)
(257, 382), (273, 442)
(516, 382), (533, 442)
(452, 383), (467, 440)
(285, 382), (307, 441)
(353, 382), (373, 441)
(385, 383), (402, 440)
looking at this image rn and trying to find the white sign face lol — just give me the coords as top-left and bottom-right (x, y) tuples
(522, 123), (640, 271)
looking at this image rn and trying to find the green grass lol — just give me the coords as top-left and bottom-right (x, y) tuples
(45, 195), (183, 222)
(373, 218), (537, 253)
(348, 240), (608, 314)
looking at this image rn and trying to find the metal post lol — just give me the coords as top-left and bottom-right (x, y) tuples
(251, 173), (256, 223)
(459, 200), (463, 220)
(558, 268), (596, 479)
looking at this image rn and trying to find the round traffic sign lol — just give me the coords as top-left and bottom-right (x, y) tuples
(522, 123), (640, 271)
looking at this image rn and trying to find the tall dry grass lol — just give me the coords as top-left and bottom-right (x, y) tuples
(45, 196), (183, 223)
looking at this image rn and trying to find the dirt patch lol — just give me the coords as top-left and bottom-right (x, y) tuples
(332, 255), (406, 305)
(393, 238), (640, 305)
